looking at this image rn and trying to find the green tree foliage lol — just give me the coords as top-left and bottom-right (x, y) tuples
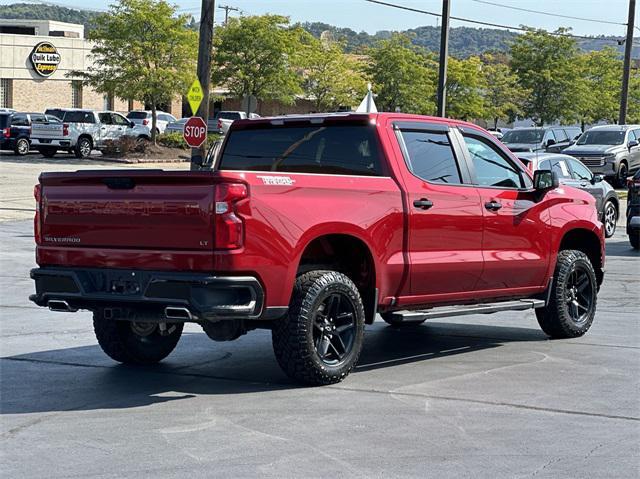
(481, 55), (526, 128)
(445, 56), (486, 120)
(574, 48), (622, 127)
(301, 37), (367, 111)
(212, 15), (305, 105)
(510, 28), (581, 126)
(367, 34), (437, 114)
(627, 68), (640, 124)
(70, 0), (197, 142)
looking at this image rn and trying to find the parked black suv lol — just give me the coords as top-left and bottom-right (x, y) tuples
(0, 112), (61, 156)
(627, 169), (640, 249)
(501, 126), (582, 154)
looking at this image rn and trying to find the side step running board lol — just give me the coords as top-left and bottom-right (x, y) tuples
(388, 299), (545, 323)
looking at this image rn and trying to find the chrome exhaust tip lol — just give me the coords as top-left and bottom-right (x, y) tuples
(164, 306), (193, 321)
(48, 300), (77, 312)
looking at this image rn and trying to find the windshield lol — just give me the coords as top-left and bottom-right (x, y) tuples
(576, 130), (625, 145)
(219, 124), (382, 176)
(501, 129), (544, 144)
(216, 112), (242, 120)
(126, 112), (149, 120)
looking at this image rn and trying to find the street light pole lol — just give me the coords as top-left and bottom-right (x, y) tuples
(619, 0), (636, 125)
(191, 0), (215, 170)
(436, 0), (451, 117)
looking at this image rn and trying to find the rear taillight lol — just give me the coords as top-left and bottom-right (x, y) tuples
(34, 184), (42, 245)
(217, 119), (222, 130)
(2, 128), (9, 138)
(62, 123), (69, 136)
(214, 183), (248, 250)
(143, 119), (149, 126)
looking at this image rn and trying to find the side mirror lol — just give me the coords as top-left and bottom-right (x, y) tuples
(533, 169), (559, 191)
(591, 174), (604, 184)
(546, 138), (556, 147)
(201, 139), (222, 168)
(129, 121), (135, 128)
(628, 139), (639, 150)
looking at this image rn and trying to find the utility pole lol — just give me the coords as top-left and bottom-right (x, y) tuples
(191, 0), (215, 170)
(218, 5), (239, 25)
(436, 0), (450, 117)
(619, 0), (636, 125)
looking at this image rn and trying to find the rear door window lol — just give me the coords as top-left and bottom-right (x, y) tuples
(400, 131), (462, 184)
(219, 125), (383, 176)
(98, 113), (113, 124)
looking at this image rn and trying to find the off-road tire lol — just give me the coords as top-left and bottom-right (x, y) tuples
(74, 136), (92, 159)
(272, 270), (365, 385)
(15, 138), (29, 156)
(614, 162), (628, 188)
(536, 250), (597, 339)
(93, 309), (183, 364)
(39, 147), (56, 158)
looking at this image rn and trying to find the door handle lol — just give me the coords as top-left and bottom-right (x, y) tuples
(413, 198), (434, 210)
(484, 201), (502, 211)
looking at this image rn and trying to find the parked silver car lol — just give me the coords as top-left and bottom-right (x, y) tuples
(518, 152), (620, 237)
(126, 110), (176, 135)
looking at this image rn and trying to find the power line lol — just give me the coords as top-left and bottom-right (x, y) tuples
(363, 0), (625, 42)
(470, 0), (626, 26)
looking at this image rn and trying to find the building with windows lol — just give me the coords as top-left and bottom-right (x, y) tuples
(0, 19), (180, 115)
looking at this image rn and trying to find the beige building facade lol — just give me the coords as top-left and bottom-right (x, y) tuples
(0, 19), (181, 116)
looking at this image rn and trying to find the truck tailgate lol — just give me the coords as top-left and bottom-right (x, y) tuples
(31, 122), (64, 140)
(39, 170), (218, 251)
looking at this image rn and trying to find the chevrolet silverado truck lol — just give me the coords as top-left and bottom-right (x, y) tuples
(31, 109), (150, 158)
(30, 113), (605, 385)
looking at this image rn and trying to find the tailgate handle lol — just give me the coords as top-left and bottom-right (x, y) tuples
(103, 177), (136, 189)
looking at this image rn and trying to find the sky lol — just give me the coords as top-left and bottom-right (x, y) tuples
(1, 0), (637, 37)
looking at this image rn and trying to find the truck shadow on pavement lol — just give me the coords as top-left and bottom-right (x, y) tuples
(1, 322), (548, 415)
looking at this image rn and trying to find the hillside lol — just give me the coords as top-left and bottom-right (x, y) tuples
(1, 2), (637, 58)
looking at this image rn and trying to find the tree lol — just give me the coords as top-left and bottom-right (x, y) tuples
(367, 34), (437, 114)
(627, 68), (640, 124)
(445, 56), (486, 121)
(573, 47), (622, 128)
(212, 15), (305, 107)
(70, 0), (197, 142)
(301, 37), (367, 111)
(481, 55), (526, 128)
(510, 28), (580, 126)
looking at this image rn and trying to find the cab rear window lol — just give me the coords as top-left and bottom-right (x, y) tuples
(219, 125), (383, 176)
(63, 111), (95, 123)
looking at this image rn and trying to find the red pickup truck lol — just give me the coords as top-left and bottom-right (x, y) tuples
(30, 113), (605, 385)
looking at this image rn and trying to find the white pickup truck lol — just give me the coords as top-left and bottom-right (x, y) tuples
(31, 109), (150, 158)
(216, 111), (260, 136)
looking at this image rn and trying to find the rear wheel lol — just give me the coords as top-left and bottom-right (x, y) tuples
(536, 250), (597, 339)
(14, 138), (29, 156)
(272, 271), (365, 385)
(630, 232), (640, 250)
(93, 309), (183, 364)
(75, 137), (92, 158)
(603, 200), (617, 238)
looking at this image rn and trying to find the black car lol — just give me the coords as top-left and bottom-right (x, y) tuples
(502, 127), (582, 154)
(0, 112), (61, 156)
(627, 169), (640, 249)
(518, 153), (620, 238)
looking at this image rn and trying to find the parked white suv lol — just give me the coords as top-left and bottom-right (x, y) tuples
(126, 110), (176, 135)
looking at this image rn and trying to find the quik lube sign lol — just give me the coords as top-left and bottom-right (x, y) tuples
(30, 42), (61, 77)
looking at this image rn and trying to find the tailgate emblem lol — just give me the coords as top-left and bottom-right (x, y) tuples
(256, 175), (295, 186)
(44, 236), (81, 244)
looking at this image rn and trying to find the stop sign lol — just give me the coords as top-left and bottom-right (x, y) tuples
(183, 116), (208, 148)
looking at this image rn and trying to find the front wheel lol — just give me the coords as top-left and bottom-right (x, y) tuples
(93, 309), (183, 364)
(536, 250), (597, 339)
(614, 162), (628, 188)
(272, 271), (365, 385)
(603, 200), (617, 238)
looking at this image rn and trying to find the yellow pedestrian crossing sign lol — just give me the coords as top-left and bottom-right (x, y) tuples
(187, 79), (204, 115)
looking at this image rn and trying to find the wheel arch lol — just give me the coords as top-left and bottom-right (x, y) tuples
(557, 228), (604, 286)
(294, 231), (378, 324)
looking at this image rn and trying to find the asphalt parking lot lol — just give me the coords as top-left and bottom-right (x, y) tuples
(1, 153), (639, 478)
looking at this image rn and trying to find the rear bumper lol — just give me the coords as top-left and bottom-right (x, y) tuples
(29, 267), (269, 321)
(31, 138), (71, 148)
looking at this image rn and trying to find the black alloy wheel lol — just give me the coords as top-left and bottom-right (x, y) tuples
(563, 265), (595, 325)
(615, 162), (628, 188)
(312, 292), (357, 366)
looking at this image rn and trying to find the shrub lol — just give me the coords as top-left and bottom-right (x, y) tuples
(101, 136), (149, 156)
(157, 132), (223, 150)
